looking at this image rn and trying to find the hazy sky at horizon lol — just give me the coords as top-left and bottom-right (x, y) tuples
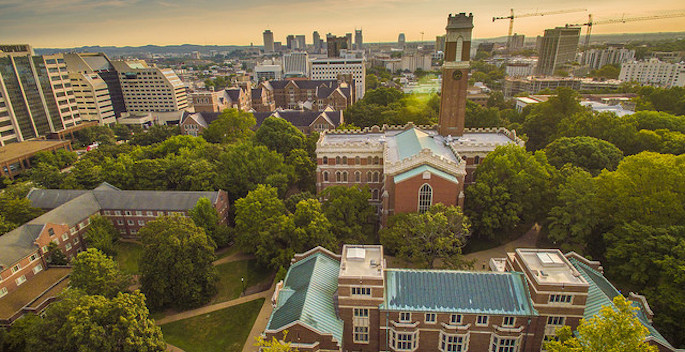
(1, 0), (683, 48)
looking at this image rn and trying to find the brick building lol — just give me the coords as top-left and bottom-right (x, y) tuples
(316, 14), (523, 225)
(263, 245), (679, 352)
(190, 85), (252, 113)
(259, 78), (354, 111)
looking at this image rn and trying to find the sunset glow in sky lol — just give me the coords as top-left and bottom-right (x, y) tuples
(1, 0), (683, 48)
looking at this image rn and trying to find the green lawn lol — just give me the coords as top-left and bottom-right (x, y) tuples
(160, 298), (264, 352)
(114, 241), (143, 274)
(215, 244), (241, 260)
(213, 259), (272, 303)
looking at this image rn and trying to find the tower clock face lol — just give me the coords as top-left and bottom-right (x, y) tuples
(452, 70), (463, 80)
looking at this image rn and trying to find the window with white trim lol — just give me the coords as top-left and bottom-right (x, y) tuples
(0, 287), (7, 298)
(117, 220), (124, 225)
(29, 254), (38, 262)
(70, 227), (77, 235)
(115, 211), (122, 216)
(351, 287), (371, 296)
(549, 294), (572, 303)
(15, 275), (27, 286)
(425, 312), (437, 323)
(136, 211), (143, 216)
(440, 332), (468, 352)
(490, 336), (517, 352)
(390, 330), (417, 351)
(11, 264), (21, 274)
(42, 246), (49, 254)
(476, 315), (489, 326)
(450, 314), (463, 325)
(354, 308), (369, 318)
(399, 312), (411, 322)
(547, 316), (565, 326)
(61, 233), (68, 241)
(146, 211), (154, 216)
(127, 220), (134, 225)
(418, 184), (432, 213)
(65, 243), (72, 251)
(138, 220), (145, 226)
(32, 264), (43, 274)
(354, 326), (369, 343)
(503, 316), (515, 327)
(73, 237), (79, 244)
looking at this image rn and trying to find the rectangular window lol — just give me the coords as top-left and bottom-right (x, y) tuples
(65, 243), (72, 251)
(491, 336), (517, 352)
(127, 220), (134, 225)
(157, 211), (164, 216)
(73, 237), (79, 244)
(354, 308), (369, 317)
(351, 287), (371, 296)
(117, 220), (124, 225)
(476, 315), (489, 326)
(125, 211), (132, 216)
(115, 211), (122, 216)
(425, 313), (437, 323)
(29, 254), (38, 262)
(138, 220), (145, 226)
(549, 294), (572, 303)
(136, 211), (143, 216)
(42, 246), (49, 254)
(0, 287), (7, 298)
(392, 331), (416, 351)
(70, 227), (77, 235)
(146, 211), (154, 216)
(15, 275), (27, 286)
(32, 264), (43, 274)
(450, 314), (463, 325)
(48, 228), (55, 236)
(61, 233), (68, 241)
(547, 316), (565, 326)
(11, 264), (21, 274)
(440, 333), (466, 352)
(399, 312), (411, 322)
(503, 316), (515, 327)
(353, 326), (369, 343)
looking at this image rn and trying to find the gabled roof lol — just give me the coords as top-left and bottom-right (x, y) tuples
(26, 188), (90, 209)
(383, 269), (537, 316)
(225, 88), (242, 102)
(568, 258), (677, 351)
(252, 111), (343, 129)
(266, 252), (343, 344)
(394, 165), (459, 184)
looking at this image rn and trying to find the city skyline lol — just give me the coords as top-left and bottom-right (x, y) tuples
(1, 0), (683, 48)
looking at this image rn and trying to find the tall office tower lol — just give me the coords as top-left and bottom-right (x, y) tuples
(283, 52), (309, 76)
(295, 35), (306, 50)
(313, 31), (321, 50)
(263, 30), (275, 52)
(435, 35), (446, 52)
(286, 35), (296, 50)
(398, 33), (406, 47)
(326, 35), (348, 58)
(535, 26), (581, 75)
(0, 46), (81, 145)
(508, 33), (525, 51)
(310, 57), (365, 100)
(345, 33), (353, 51)
(110, 60), (188, 113)
(63, 53), (126, 118)
(438, 13), (473, 137)
(67, 72), (115, 125)
(355, 29), (363, 50)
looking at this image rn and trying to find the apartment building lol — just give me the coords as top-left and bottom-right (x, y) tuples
(111, 60), (188, 113)
(68, 72), (116, 125)
(503, 76), (623, 97)
(63, 53), (126, 118)
(263, 245), (679, 352)
(0, 45), (82, 145)
(283, 52), (309, 76)
(310, 58), (365, 100)
(260, 78), (353, 111)
(619, 58), (685, 88)
(581, 45), (635, 70)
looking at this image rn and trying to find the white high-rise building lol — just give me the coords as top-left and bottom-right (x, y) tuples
(582, 46), (635, 70)
(68, 72), (116, 125)
(310, 58), (366, 100)
(283, 52), (309, 76)
(111, 60), (188, 113)
(619, 59), (685, 88)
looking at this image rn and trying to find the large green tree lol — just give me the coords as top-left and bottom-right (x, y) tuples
(85, 215), (120, 256)
(255, 116), (306, 156)
(521, 88), (585, 151)
(545, 137), (624, 176)
(380, 204), (471, 269)
(70, 248), (131, 298)
(286, 148), (316, 193)
(321, 185), (375, 244)
(202, 108), (256, 144)
(139, 215), (218, 310)
(189, 197), (231, 247)
(0, 192), (43, 226)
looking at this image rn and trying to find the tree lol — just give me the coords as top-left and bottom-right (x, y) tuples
(590, 64), (621, 79)
(139, 215), (218, 310)
(189, 197), (227, 247)
(286, 149), (316, 193)
(61, 159), (103, 189)
(202, 108), (256, 144)
(545, 296), (657, 352)
(255, 116), (306, 156)
(380, 204), (472, 269)
(545, 137), (624, 176)
(0, 192), (43, 225)
(255, 331), (297, 351)
(366, 73), (380, 90)
(130, 125), (181, 146)
(321, 186), (375, 244)
(234, 185), (287, 254)
(465, 145), (559, 241)
(85, 215), (119, 256)
(28, 163), (63, 188)
(522, 88), (585, 151)
(70, 248), (131, 297)
(46, 242), (68, 265)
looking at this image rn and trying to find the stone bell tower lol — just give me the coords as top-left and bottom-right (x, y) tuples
(438, 13), (473, 137)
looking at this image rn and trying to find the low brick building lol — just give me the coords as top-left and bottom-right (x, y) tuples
(263, 245), (680, 352)
(260, 78), (354, 111)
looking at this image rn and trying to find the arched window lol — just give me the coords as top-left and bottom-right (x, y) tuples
(335, 171), (341, 182)
(366, 171), (372, 182)
(367, 156), (372, 165)
(373, 156), (379, 165)
(355, 171), (361, 182)
(335, 156), (341, 165)
(372, 189), (379, 200)
(355, 156), (361, 165)
(323, 171), (329, 182)
(418, 184), (433, 213)
(342, 171), (348, 182)
(474, 155), (480, 164)
(342, 156), (348, 165)
(373, 172), (379, 183)
(322, 156), (328, 165)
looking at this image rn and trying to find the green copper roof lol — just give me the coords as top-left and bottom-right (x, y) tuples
(266, 252), (343, 344)
(568, 258), (675, 350)
(383, 269), (537, 316)
(394, 165), (459, 184)
(395, 128), (447, 160)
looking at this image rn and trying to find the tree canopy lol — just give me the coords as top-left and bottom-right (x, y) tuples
(545, 136), (624, 176)
(255, 116), (306, 156)
(84, 215), (120, 256)
(320, 185), (375, 244)
(202, 108), (256, 144)
(70, 248), (131, 298)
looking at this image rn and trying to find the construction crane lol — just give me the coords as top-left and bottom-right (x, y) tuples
(493, 8), (587, 49)
(568, 11), (685, 48)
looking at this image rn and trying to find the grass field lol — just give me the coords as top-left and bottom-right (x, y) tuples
(160, 298), (264, 352)
(213, 259), (272, 303)
(114, 241), (143, 274)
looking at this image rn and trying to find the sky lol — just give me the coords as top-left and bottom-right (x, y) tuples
(0, 0), (683, 48)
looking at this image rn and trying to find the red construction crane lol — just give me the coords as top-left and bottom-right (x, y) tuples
(493, 8), (587, 50)
(568, 12), (685, 48)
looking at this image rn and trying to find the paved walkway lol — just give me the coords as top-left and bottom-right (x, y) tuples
(156, 289), (272, 325)
(241, 282), (277, 352)
(213, 252), (255, 266)
(463, 224), (541, 271)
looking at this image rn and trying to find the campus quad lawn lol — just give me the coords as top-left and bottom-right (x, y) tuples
(213, 259), (272, 303)
(160, 298), (264, 352)
(114, 241), (143, 274)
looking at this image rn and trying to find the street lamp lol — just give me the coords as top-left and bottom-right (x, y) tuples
(241, 277), (245, 296)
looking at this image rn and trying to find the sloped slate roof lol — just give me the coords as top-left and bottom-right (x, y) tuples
(394, 165), (459, 184)
(568, 258), (676, 350)
(393, 128), (457, 162)
(92, 190), (218, 211)
(383, 269), (537, 316)
(253, 111), (342, 129)
(0, 224), (43, 268)
(26, 188), (90, 209)
(267, 252), (343, 343)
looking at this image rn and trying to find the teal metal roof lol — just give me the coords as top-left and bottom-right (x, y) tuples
(266, 252), (343, 343)
(383, 269), (537, 316)
(394, 165), (459, 184)
(395, 128), (449, 160)
(568, 258), (675, 350)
